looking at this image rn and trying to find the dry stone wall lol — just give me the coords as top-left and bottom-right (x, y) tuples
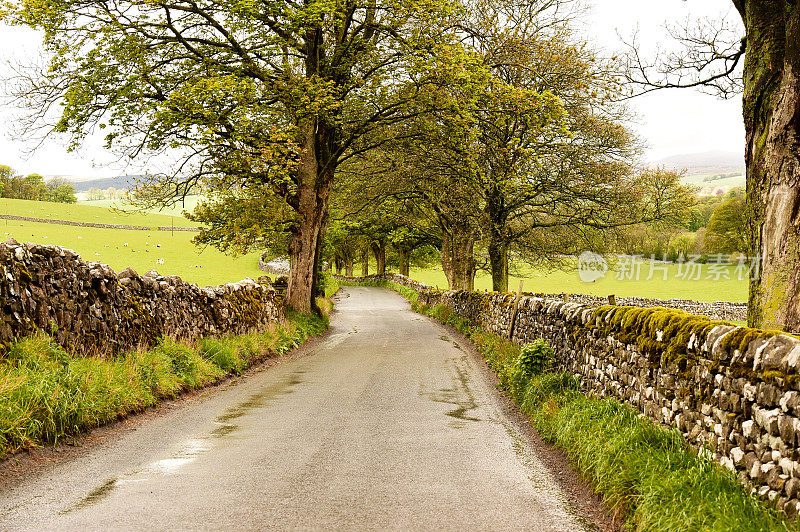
(0, 241), (283, 356)
(360, 273), (800, 516)
(549, 293), (747, 322)
(0, 214), (199, 232)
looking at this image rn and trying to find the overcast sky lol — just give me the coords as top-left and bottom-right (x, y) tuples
(0, 0), (745, 179)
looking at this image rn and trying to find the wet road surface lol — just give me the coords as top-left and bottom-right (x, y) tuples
(0, 287), (587, 530)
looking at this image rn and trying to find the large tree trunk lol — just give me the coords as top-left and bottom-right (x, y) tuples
(399, 248), (411, 277)
(361, 247), (369, 276)
(739, 1), (800, 330)
(335, 257), (343, 275)
(286, 121), (334, 314)
(345, 257), (354, 277)
(372, 241), (386, 275)
(488, 237), (509, 293)
(486, 189), (510, 293)
(441, 229), (476, 291)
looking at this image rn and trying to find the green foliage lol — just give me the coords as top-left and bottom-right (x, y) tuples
(705, 190), (752, 254)
(0, 312), (329, 457)
(0, 169), (77, 204)
(667, 233), (698, 262)
(516, 340), (553, 376)
(507, 340), (554, 395)
(319, 273), (340, 299)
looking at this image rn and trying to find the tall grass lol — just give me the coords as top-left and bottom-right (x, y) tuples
(0, 313), (328, 457)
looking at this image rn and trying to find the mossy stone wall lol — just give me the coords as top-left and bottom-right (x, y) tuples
(0, 241), (283, 356)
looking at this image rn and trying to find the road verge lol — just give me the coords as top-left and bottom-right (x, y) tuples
(0, 310), (329, 459)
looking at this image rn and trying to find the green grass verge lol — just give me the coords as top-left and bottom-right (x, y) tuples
(359, 279), (792, 530)
(0, 312), (328, 458)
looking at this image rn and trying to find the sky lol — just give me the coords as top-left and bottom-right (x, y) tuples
(0, 0), (746, 179)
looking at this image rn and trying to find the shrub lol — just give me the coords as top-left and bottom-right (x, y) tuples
(517, 339), (553, 376)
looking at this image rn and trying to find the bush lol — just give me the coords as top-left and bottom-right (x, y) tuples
(517, 339), (553, 376)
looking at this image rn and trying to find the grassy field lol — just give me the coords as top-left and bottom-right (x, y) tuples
(3, 197), (748, 301)
(3, 197), (197, 228)
(680, 173), (745, 195)
(408, 263), (748, 303)
(78, 195), (204, 219)
(0, 199), (262, 286)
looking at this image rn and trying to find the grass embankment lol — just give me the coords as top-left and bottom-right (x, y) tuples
(357, 278), (791, 530)
(0, 311), (329, 458)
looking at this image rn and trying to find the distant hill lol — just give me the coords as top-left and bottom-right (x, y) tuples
(59, 175), (138, 192)
(652, 150), (745, 176)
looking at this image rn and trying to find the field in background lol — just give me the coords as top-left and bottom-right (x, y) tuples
(1, 198), (748, 300)
(680, 173), (745, 196)
(2, 197), (197, 228)
(409, 263), (748, 303)
(0, 199), (262, 286)
(78, 195), (204, 218)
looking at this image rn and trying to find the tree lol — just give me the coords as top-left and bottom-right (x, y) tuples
(621, 3), (800, 329)
(86, 187), (105, 201)
(705, 189), (750, 255)
(46, 177), (78, 204)
(0, 168), (54, 201)
(326, 220), (361, 277)
(372, 7), (692, 293)
(6, 0), (464, 313)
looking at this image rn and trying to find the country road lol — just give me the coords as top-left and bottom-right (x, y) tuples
(0, 287), (590, 530)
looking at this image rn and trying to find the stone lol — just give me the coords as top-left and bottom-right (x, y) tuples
(754, 407), (780, 435)
(751, 460), (762, 480)
(779, 415), (797, 446)
(0, 242), (284, 357)
(780, 391), (800, 413)
(786, 478), (800, 499)
(731, 447), (746, 467)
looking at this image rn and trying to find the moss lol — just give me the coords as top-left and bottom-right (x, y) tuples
(591, 306), (727, 366)
(760, 266), (791, 331)
(718, 327), (780, 356)
(15, 263), (32, 286)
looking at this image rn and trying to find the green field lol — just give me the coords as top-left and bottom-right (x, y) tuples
(0, 199), (261, 286)
(2, 198), (749, 301)
(408, 263), (748, 303)
(0, 197), (197, 228)
(680, 173), (745, 195)
(78, 196), (204, 219)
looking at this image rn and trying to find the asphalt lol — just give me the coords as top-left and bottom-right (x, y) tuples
(0, 287), (588, 531)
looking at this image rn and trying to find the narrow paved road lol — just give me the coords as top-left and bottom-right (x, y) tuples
(0, 287), (587, 530)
